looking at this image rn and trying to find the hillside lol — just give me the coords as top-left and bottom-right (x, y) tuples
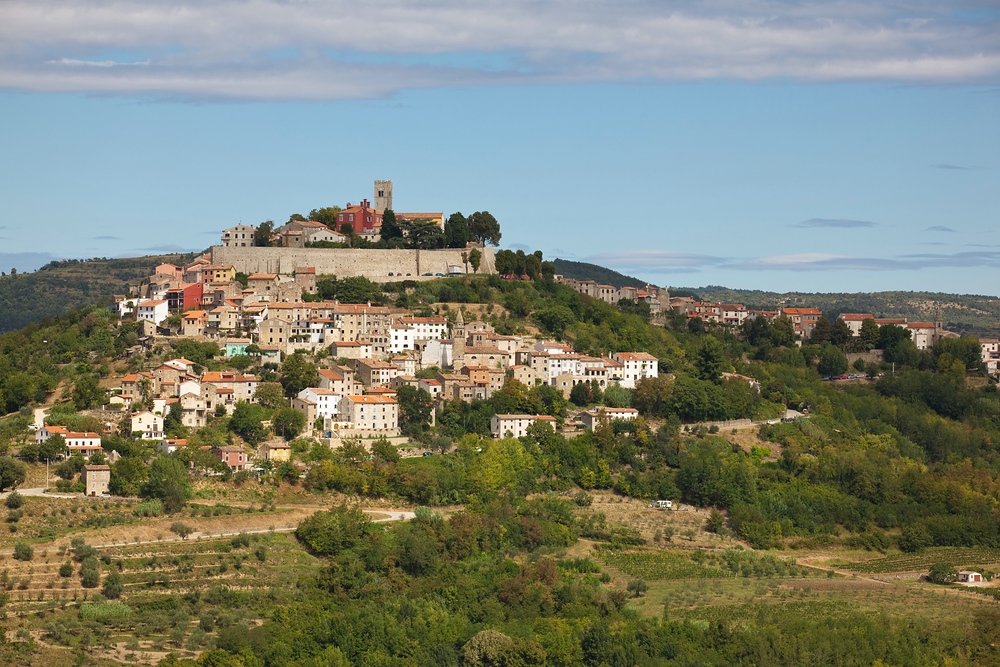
(552, 258), (648, 289)
(690, 285), (1000, 337)
(0, 254), (197, 333)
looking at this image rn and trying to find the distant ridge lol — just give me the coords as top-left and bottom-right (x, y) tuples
(0, 254), (198, 333)
(551, 258), (648, 290)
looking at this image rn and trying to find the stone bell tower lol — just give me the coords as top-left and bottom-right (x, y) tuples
(451, 308), (466, 369)
(374, 180), (393, 211)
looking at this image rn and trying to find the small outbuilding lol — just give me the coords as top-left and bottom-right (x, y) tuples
(958, 571), (984, 584)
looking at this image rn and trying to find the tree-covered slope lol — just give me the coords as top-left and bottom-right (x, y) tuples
(687, 285), (1000, 337)
(0, 254), (196, 333)
(551, 258), (648, 289)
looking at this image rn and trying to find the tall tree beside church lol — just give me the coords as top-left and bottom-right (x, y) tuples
(380, 210), (403, 241)
(467, 211), (501, 246)
(445, 212), (470, 248)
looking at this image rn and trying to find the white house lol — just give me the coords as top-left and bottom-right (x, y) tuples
(338, 395), (399, 433)
(389, 319), (416, 354)
(611, 352), (658, 388)
(65, 432), (103, 457)
(421, 339), (453, 369)
(982, 338), (1000, 373)
(297, 387), (341, 420)
(579, 407), (639, 430)
(399, 316), (449, 344)
(136, 299), (170, 326)
(490, 414), (557, 439)
(221, 224), (257, 248)
(130, 411), (164, 440)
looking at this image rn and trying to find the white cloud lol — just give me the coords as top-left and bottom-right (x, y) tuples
(0, 0), (996, 99)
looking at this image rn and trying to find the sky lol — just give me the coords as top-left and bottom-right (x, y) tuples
(0, 0), (998, 295)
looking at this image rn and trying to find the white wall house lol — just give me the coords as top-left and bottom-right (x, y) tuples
(611, 352), (658, 388)
(338, 395), (399, 433)
(136, 299), (170, 326)
(131, 411), (164, 440)
(298, 387), (342, 420)
(490, 414), (557, 439)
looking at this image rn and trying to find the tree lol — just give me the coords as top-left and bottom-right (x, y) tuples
(13, 541), (33, 561)
(229, 402), (267, 446)
(695, 337), (725, 383)
(109, 456), (148, 496)
(164, 402), (185, 438)
(279, 353), (319, 398)
(254, 382), (287, 409)
(5, 490), (24, 509)
(927, 562), (957, 585)
(569, 382), (592, 407)
(467, 211), (502, 246)
(143, 456), (192, 512)
(72, 374), (102, 410)
(309, 206), (343, 229)
(444, 212), (469, 248)
(102, 568), (125, 599)
(396, 385), (434, 437)
(272, 407), (306, 440)
(254, 221), (275, 247)
(0, 458), (27, 492)
(170, 522), (194, 539)
(296, 503), (377, 556)
(817, 343), (848, 376)
(380, 209), (403, 240)
(859, 318), (880, 349)
(469, 248), (482, 273)
(38, 434), (68, 461)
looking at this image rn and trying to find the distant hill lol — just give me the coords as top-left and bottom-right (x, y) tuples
(551, 259), (648, 290)
(0, 254), (197, 333)
(687, 285), (1000, 337)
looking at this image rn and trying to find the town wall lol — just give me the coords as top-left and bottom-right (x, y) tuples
(211, 246), (496, 280)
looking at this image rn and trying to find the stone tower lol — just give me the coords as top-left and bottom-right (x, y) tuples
(374, 180), (393, 211)
(934, 307), (943, 343)
(452, 308), (466, 369)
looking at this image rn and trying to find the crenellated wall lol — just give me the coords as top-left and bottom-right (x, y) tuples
(210, 246), (495, 280)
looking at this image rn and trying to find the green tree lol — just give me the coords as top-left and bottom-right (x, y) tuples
(0, 458), (27, 492)
(695, 337), (725, 383)
(109, 456), (148, 496)
(927, 562), (957, 585)
(102, 567), (124, 599)
(309, 206), (343, 229)
(164, 401), (185, 438)
(604, 383), (633, 408)
(170, 522), (194, 539)
(72, 373), (102, 409)
(817, 343), (849, 376)
(272, 407), (306, 440)
(143, 456), (192, 512)
(859, 317), (880, 349)
(444, 212), (469, 248)
(467, 211), (502, 246)
(13, 541), (33, 561)
(569, 382), (592, 407)
(469, 247), (482, 273)
(279, 353), (319, 398)
(396, 385), (434, 437)
(228, 402), (267, 446)
(253, 382), (287, 409)
(380, 209), (403, 240)
(38, 433), (68, 462)
(296, 503), (377, 556)
(254, 221), (275, 247)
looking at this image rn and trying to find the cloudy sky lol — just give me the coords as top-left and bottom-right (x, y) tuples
(1, 0), (998, 293)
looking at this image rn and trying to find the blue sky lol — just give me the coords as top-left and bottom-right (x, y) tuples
(0, 0), (998, 294)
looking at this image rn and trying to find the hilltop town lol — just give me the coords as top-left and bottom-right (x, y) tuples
(4, 183), (1000, 666)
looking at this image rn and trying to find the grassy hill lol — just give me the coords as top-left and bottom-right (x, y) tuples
(551, 258), (648, 289)
(0, 254), (197, 333)
(688, 285), (1000, 337)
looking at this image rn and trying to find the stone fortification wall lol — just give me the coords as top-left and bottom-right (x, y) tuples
(211, 246), (496, 280)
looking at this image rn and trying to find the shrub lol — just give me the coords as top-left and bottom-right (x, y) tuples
(13, 541), (33, 561)
(59, 562), (73, 577)
(133, 499), (164, 518)
(5, 492), (24, 510)
(102, 569), (125, 599)
(79, 602), (131, 623)
(627, 579), (650, 597)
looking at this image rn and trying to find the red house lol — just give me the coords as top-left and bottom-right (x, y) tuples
(336, 199), (383, 235)
(165, 282), (204, 312)
(213, 445), (249, 471)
